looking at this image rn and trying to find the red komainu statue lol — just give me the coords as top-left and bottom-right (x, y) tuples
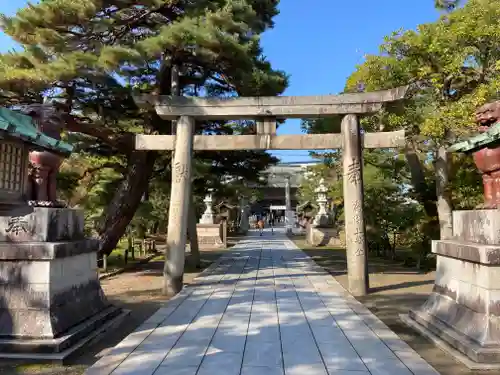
(20, 103), (65, 205)
(475, 100), (500, 131)
(473, 100), (500, 208)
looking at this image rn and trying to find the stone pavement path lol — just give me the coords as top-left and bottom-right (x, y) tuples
(85, 229), (441, 375)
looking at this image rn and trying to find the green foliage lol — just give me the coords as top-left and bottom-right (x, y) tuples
(300, 0), (499, 266)
(346, 0), (500, 142)
(2, 0), (288, 250)
(298, 153), (421, 259)
(298, 162), (342, 205)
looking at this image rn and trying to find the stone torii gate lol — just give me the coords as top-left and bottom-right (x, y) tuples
(134, 87), (408, 297)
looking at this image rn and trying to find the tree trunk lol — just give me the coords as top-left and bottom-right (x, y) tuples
(435, 146), (453, 239)
(98, 150), (157, 255)
(404, 142), (438, 217)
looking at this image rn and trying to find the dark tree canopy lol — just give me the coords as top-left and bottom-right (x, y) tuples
(0, 0), (288, 253)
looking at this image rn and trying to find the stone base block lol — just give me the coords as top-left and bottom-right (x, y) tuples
(401, 313), (500, 370)
(432, 239), (500, 264)
(0, 305), (129, 360)
(285, 210), (295, 233)
(0, 207), (84, 243)
(0, 239), (99, 260)
(410, 237), (500, 365)
(306, 225), (341, 247)
(0, 242), (112, 339)
(196, 223), (225, 249)
(453, 209), (500, 245)
(406, 302), (500, 366)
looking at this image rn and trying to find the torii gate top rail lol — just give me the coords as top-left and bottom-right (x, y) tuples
(134, 87), (408, 151)
(134, 86), (408, 120)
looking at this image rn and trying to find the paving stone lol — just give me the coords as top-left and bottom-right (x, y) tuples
(282, 334), (323, 368)
(395, 350), (441, 375)
(362, 357), (413, 375)
(211, 330), (247, 353)
(317, 341), (367, 371)
(84, 229), (439, 375)
(111, 350), (168, 375)
(198, 350), (243, 375)
(241, 365), (284, 375)
(284, 362), (328, 375)
(243, 339), (283, 368)
(246, 324), (281, 342)
(84, 352), (129, 375)
(153, 366), (199, 375)
(106, 326), (156, 357)
(310, 323), (349, 344)
(159, 343), (207, 368)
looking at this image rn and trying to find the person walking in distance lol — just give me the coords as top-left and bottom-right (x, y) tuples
(257, 215), (265, 236)
(268, 213), (275, 234)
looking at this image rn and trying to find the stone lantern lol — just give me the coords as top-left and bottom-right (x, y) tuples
(196, 189), (224, 249)
(314, 178), (329, 226)
(199, 188), (214, 224)
(306, 178), (340, 247)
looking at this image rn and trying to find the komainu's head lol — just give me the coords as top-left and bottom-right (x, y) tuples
(475, 100), (500, 131)
(19, 103), (64, 140)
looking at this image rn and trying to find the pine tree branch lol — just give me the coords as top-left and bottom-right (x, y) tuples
(208, 73), (235, 90)
(53, 27), (85, 37)
(82, 163), (126, 178)
(65, 116), (135, 152)
(111, 4), (180, 44)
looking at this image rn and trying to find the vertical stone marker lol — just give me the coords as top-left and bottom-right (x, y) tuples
(285, 176), (292, 234)
(341, 114), (369, 296)
(165, 115), (194, 295)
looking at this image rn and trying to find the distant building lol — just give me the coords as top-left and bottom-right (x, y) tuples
(248, 161), (319, 214)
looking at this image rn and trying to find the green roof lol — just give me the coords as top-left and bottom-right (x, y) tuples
(0, 107), (73, 155)
(449, 122), (500, 153)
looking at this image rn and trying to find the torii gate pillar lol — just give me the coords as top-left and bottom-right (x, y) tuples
(164, 115), (194, 295)
(342, 114), (369, 296)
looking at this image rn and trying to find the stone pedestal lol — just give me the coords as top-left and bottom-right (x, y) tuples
(404, 209), (500, 367)
(196, 223), (225, 249)
(0, 207), (127, 360)
(285, 210), (295, 234)
(306, 225), (341, 247)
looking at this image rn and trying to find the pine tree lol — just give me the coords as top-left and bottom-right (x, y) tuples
(0, 0), (288, 254)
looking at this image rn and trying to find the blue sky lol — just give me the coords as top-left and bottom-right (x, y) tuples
(0, 1), (441, 162)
